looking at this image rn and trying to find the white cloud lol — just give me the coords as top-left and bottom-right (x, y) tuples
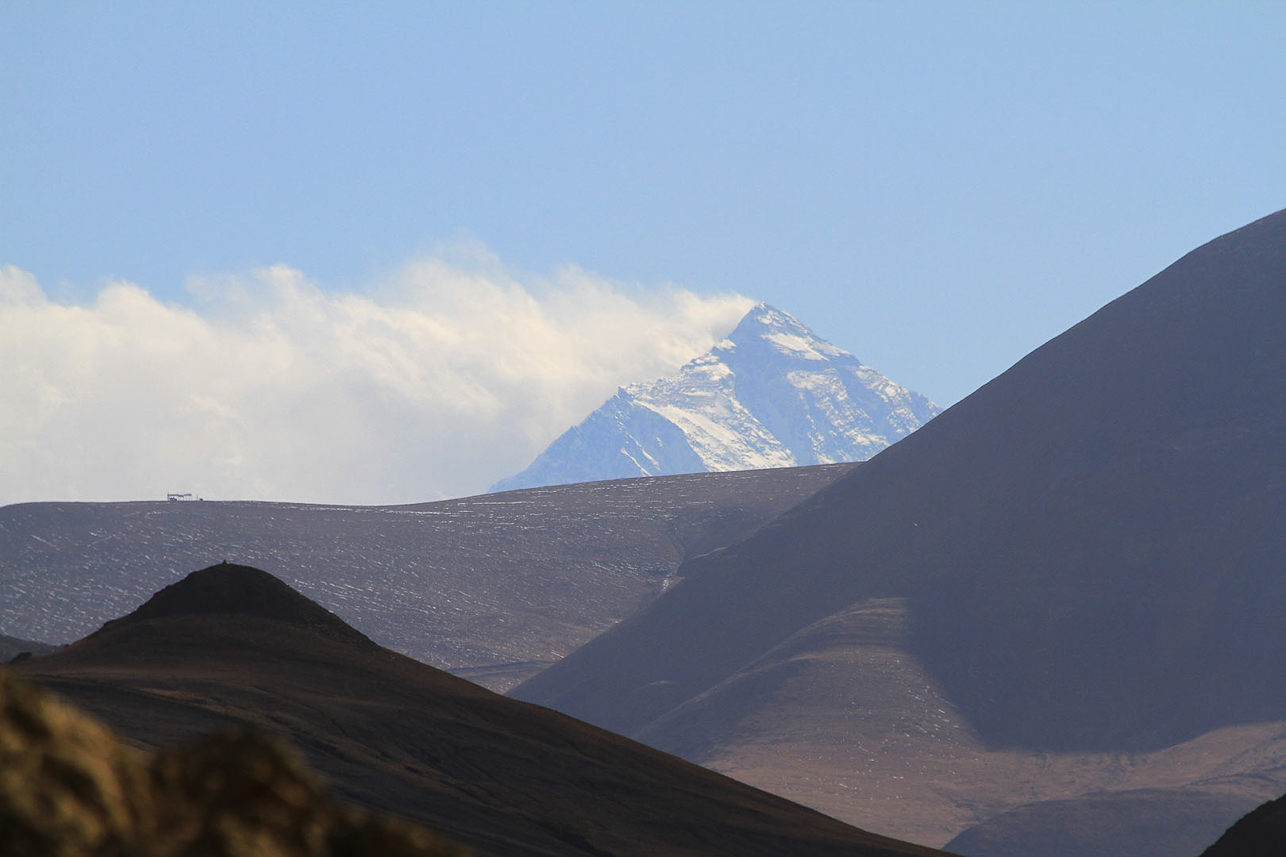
(0, 256), (753, 505)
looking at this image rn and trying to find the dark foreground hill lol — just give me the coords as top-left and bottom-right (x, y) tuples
(12, 563), (950, 857)
(511, 208), (1286, 854)
(0, 463), (852, 690)
(0, 667), (469, 857)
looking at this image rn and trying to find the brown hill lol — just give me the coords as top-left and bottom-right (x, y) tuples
(0, 464), (852, 690)
(12, 563), (951, 857)
(511, 209), (1286, 853)
(0, 667), (469, 857)
(102, 561), (370, 644)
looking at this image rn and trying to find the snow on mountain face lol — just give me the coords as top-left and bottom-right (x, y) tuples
(489, 303), (939, 492)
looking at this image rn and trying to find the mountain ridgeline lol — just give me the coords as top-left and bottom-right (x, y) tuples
(491, 304), (939, 491)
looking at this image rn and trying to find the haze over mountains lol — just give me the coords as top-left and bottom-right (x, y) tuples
(491, 303), (938, 491)
(512, 208), (1286, 855)
(0, 464), (853, 690)
(10, 563), (951, 857)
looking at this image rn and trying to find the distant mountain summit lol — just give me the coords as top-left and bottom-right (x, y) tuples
(491, 303), (939, 491)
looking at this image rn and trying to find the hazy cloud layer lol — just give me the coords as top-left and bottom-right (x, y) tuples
(0, 259), (752, 505)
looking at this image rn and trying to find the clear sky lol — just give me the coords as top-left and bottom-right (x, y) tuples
(3, 2), (1285, 504)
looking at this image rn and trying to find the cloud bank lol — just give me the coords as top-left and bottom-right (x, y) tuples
(0, 256), (753, 506)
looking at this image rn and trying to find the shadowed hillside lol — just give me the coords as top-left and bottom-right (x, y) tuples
(512, 209), (1286, 853)
(12, 563), (952, 857)
(1, 463), (852, 690)
(0, 667), (469, 857)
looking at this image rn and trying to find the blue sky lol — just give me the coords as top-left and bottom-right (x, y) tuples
(3, 3), (1285, 503)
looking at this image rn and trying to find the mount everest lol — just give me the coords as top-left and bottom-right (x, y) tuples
(491, 303), (939, 492)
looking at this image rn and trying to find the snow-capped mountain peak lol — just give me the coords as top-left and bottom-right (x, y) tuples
(489, 303), (939, 492)
(721, 302), (852, 361)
